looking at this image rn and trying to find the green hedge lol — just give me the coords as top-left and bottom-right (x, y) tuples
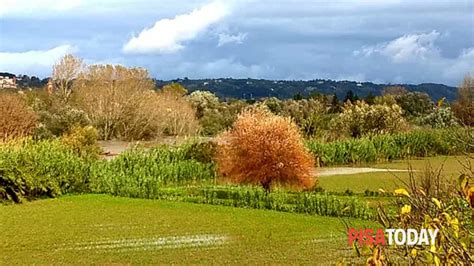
(306, 128), (473, 166)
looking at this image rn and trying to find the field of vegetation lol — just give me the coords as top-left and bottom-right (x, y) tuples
(0, 55), (473, 264)
(0, 195), (377, 264)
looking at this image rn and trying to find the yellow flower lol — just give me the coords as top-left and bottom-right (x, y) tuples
(394, 188), (410, 197)
(401, 205), (411, 215)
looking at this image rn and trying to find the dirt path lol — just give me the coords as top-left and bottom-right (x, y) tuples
(317, 167), (410, 177)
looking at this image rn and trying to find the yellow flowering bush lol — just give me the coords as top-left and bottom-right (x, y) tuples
(363, 167), (473, 264)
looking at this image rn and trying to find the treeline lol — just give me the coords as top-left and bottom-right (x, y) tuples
(1, 54), (473, 142)
(8, 72), (458, 101)
(156, 78), (458, 101)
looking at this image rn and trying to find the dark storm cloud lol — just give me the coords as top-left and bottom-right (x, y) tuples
(0, 0), (472, 85)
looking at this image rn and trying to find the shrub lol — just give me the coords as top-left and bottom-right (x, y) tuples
(273, 98), (332, 138)
(417, 106), (458, 128)
(26, 89), (90, 138)
(264, 97), (333, 138)
(395, 91), (433, 118)
(33, 101), (91, 137)
(186, 90), (220, 118)
(0, 92), (37, 141)
(61, 125), (101, 158)
(184, 141), (217, 164)
(198, 99), (248, 136)
(332, 101), (408, 138)
(216, 107), (316, 192)
(0, 139), (91, 203)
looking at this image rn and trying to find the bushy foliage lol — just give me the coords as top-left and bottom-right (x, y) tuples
(332, 101), (408, 138)
(155, 89), (200, 137)
(0, 139), (91, 203)
(395, 91), (433, 118)
(29, 91), (90, 137)
(307, 128), (473, 166)
(452, 74), (474, 126)
(42, 105), (91, 136)
(161, 82), (188, 96)
(0, 92), (38, 141)
(264, 98), (333, 138)
(186, 90), (220, 118)
(417, 106), (458, 128)
(90, 144), (216, 198)
(198, 99), (248, 136)
(61, 125), (101, 158)
(184, 141), (218, 164)
(216, 108), (316, 192)
(373, 94), (397, 106)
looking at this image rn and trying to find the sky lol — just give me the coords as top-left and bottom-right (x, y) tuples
(0, 0), (473, 86)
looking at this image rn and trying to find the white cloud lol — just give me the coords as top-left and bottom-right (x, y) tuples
(217, 32), (247, 47)
(355, 31), (441, 62)
(123, 1), (230, 54)
(355, 32), (474, 84)
(0, 45), (77, 75)
(0, 0), (83, 17)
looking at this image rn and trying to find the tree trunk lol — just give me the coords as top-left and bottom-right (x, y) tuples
(261, 180), (272, 194)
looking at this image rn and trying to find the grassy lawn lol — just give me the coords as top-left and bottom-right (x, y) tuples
(0, 194), (375, 264)
(319, 155), (473, 193)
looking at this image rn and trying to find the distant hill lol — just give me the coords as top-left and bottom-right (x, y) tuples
(5, 72), (458, 101)
(156, 78), (458, 101)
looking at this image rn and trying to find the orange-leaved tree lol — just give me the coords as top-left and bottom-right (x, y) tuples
(216, 107), (316, 192)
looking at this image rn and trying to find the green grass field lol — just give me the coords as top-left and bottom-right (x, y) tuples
(0, 194), (375, 264)
(1, 155), (471, 264)
(319, 155), (473, 193)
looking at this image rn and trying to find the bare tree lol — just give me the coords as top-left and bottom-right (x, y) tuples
(52, 54), (84, 102)
(73, 64), (154, 140)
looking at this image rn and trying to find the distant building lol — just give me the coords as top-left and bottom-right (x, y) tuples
(0, 73), (17, 89)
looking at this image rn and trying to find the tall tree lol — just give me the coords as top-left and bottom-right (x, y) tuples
(344, 90), (359, 103)
(51, 54), (84, 102)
